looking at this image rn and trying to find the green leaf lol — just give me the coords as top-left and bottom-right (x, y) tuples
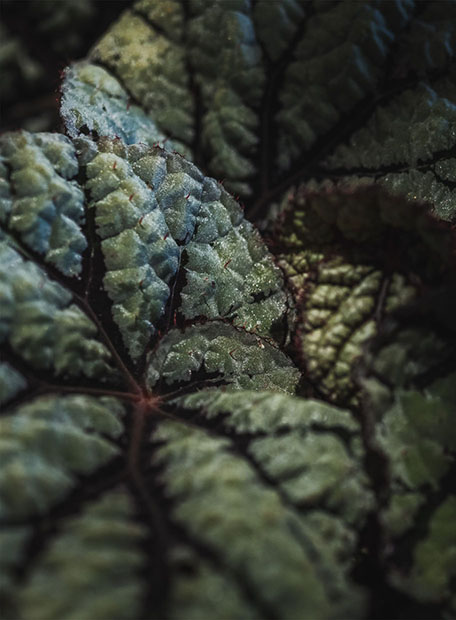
(177, 390), (373, 526)
(4, 128), (365, 620)
(0, 241), (115, 380)
(358, 282), (456, 616)
(153, 391), (370, 619)
(399, 496), (456, 612)
(79, 134), (286, 358)
(393, 2), (456, 74)
(61, 63), (190, 159)
(18, 491), (147, 620)
(0, 131), (87, 276)
(275, 184), (453, 405)
(3, 3), (456, 618)
(323, 70), (456, 221)
(146, 322), (299, 393)
(62, 0), (456, 215)
(0, 394), (123, 521)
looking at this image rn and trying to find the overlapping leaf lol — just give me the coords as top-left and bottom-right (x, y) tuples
(148, 388), (373, 618)
(61, 0), (455, 215)
(322, 68), (456, 222)
(358, 284), (456, 617)
(274, 185), (454, 406)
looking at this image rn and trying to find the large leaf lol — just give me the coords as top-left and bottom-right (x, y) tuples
(61, 0), (456, 222)
(1, 129), (375, 619)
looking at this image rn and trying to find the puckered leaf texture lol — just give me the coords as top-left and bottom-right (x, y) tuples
(358, 288), (456, 618)
(274, 184), (454, 406)
(1, 1), (456, 619)
(61, 0), (456, 222)
(1, 128), (369, 620)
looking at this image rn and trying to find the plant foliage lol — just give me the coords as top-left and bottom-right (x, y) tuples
(1, 1), (455, 619)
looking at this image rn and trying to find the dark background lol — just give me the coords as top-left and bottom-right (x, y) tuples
(1, 0), (130, 132)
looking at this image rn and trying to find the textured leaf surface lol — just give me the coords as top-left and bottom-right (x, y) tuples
(323, 71), (456, 221)
(0, 241), (115, 380)
(0, 395), (124, 521)
(275, 185), (453, 405)
(3, 3), (456, 619)
(153, 390), (371, 619)
(358, 284), (456, 616)
(0, 131), (87, 276)
(81, 135), (286, 358)
(1, 130), (287, 363)
(62, 0), (455, 217)
(61, 63), (190, 159)
(178, 390), (373, 526)
(3, 128), (369, 620)
(17, 492), (147, 620)
(147, 322), (299, 393)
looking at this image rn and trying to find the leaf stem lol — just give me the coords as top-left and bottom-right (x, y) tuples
(127, 402), (169, 544)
